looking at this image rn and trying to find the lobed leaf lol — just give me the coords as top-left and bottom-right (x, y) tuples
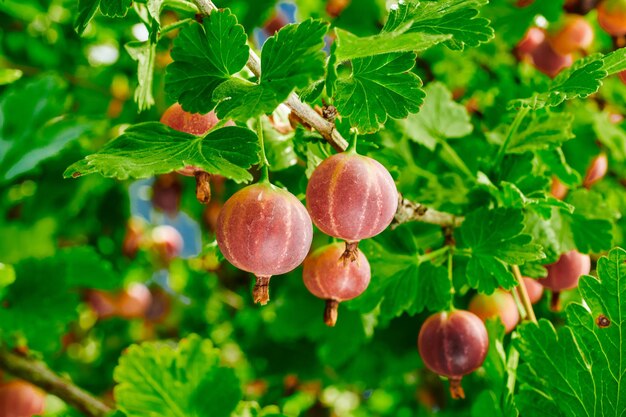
(165, 10), (250, 114)
(64, 123), (260, 183)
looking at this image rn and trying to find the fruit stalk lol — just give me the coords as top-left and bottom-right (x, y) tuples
(195, 171), (211, 204)
(0, 346), (111, 417)
(511, 265), (537, 323)
(253, 275), (271, 305)
(324, 299), (340, 327)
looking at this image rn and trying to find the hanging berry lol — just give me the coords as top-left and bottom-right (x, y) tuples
(418, 310), (489, 399)
(302, 242), (371, 326)
(217, 183), (313, 305)
(306, 134), (398, 262)
(540, 250), (591, 310)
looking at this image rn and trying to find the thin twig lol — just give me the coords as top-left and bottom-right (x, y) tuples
(511, 265), (537, 323)
(0, 347), (112, 417)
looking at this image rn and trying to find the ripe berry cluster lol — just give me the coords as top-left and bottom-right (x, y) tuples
(159, 101), (595, 399)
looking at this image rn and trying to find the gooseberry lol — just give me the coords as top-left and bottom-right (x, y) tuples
(541, 250), (591, 310)
(418, 310), (489, 399)
(302, 243), (371, 326)
(216, 183), (313, 304)
(0, 380), (45, 417)
(468, 289), (519, 333)
(306, 153), (398, 261)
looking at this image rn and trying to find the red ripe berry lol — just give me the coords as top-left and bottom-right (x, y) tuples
(86, 290), (118, 319)
(151, 174), (182, 216)
(0, 380), (45, 417)
(549, 15), (594, 55)
(529, 39), (573, 78)
(541, 250), (591, 310)
(468, 289), (519, 333)
(302, 243), (371, 326)
(550, 176), (569, 200)
(517, 27), (546, 56)
(597, 0), (626, 36)
(306, 153), (398, 261)
(619, 70), (626, 85)
(418, 310), (489, 399)
(216, 183), (313, 305)
(122, 218), (145, 259)
(116, 283), (153, 319)
(583, 153), (608, 188)
(523, 277), (544, 304)
(161, 102), (221, 137)
(151, 225), (184, 263)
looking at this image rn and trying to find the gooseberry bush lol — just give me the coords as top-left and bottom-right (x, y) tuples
(0, 0), (625, 416)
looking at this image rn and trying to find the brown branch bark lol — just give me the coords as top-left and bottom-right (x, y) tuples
(0, 347), (112, 417)
(191, 0), (458, 227)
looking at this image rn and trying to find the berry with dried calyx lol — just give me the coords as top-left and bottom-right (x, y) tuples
(418, 310), (489, 399)
(306, 152), (398, 262)
(468, 289), (520, 333)
(540, 250), (591, 310)
(216, 183), (313, 305)
(302, 243), (371, 326)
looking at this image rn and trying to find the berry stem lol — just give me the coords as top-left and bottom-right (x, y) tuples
(257, 116), (270, 183)
(511, 265), (537, 323)
(550, 291), (561, 311)
(253, 275), (272, 305)
(346, 128), (359, 154)
(194, 171), (211, 204)
(340, 241), (360, 265)
(448, 377), (465, 399)
(417, 245), (449, 263)
(324, 299), (340, 327)
(0, 346), (112, 417)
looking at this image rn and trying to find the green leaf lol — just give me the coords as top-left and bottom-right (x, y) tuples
(456, 207), (545, 292)
(334, 53), (424, 133)
(333, 27), (450, 61)
(383, 0), (494, 51)
(488, 111), (575, 154)
(510, 53), (619, 110)
(99, 0), (131, 17)
(64, 123), (260, 183)
(213, 78), (280, 121)
(403, 81), (472, 150)
(0, 76), (95, 183)
(260, 19), (328, 92)
(57, 247), (121, 290)
(0, 68), (23, 85)
(348, 228), (452, 322)
(214, 19), (328, 121)
(114, 335), (242, 417)
(165, 10), (250, 114)
(515, 247), (626, 417)
(0, 258), (79, 353)
(599, 46), (626, 75)
(74, 0), (99, 35)
(125, 41), (157, 111)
